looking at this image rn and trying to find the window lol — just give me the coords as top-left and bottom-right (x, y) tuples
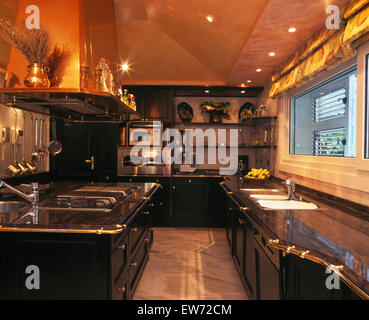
(366, 54), (369, 159)
(290, 67), (357, 157)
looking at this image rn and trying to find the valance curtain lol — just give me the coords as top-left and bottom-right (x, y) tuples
(269, 0), (369, 98)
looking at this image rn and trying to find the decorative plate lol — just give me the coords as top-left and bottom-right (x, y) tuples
(177, 102), (194, 122)
(239, 102), (257, 121)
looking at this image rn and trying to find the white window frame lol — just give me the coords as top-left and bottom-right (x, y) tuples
(276, 44), (369, 194)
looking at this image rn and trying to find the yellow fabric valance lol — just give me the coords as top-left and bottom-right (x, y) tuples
(343, 5), (369, 44)
(272, 28), (336, 82)
(269, 30), (355, 98)
(344, 0), (369, 19)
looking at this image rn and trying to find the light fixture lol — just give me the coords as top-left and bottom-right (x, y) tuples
(247, 80), (252, 83)
(204, 90), (210, 94)
(241, 83), (246, 87)
(206, 15), (214, 23)
(241, 90), (246, 94)
(121, 63), (129, 72)
(256, 68), (262, 72)
(269, 52), (276, 57)
(288, 27), (296, 33)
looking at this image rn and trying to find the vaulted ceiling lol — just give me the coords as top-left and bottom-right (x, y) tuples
(113, 0), (351, 87)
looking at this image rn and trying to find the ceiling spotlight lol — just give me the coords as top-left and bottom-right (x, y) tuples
(288, 27), (296, 33)
(247, 80), (252, 83)
(256, 68), (262, 72)
(269, 52), (276, 57)
(121, 63), (129, 71)
(241, 90), (246, 94)
(204, 90), (210, 94)
(206, 15), (214, 23)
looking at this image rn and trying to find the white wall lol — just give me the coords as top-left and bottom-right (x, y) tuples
(259, 45), (369, 207)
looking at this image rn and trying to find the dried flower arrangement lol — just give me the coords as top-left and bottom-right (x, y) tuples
(45, 45), (72, 87)
(200, 101), (233, 122)
(0, 17), (52, 65)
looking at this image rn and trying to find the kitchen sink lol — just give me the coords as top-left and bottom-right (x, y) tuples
(250, 194), (289, 200)
(241, 188), (282, 193)
(0, 201), (26, 214)
(257, 200), (318, 210)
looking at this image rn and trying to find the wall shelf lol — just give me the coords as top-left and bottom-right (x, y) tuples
(173, 116), (277, 126)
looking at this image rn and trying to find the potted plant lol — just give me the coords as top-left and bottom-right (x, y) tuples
(200, 101), (233, 123)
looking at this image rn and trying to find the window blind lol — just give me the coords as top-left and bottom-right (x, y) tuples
(313, 128), (346, 157)
(313, 88), (346, 123)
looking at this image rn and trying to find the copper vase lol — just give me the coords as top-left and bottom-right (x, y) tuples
(24, 63), (50, 88)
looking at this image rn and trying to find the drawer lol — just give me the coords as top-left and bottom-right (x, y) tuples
(112, 272), (128, 300)
(128, 211), (150, 257)
(111, 230), (128, 252)
(128, 238), (149, 298)
(111, 234), (129, 281)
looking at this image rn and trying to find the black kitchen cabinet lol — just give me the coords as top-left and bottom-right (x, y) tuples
(123, 86), (174, 123)
(285, 254), (361, 300)
(172, 178), (208, 226)
(52, 120), (120, 182)
(0, 201), (154, 300)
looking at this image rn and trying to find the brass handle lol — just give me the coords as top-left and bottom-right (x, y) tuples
(159, 202), (163, 206)
(131, 228), (138, 233)
(144, 238), (149, 242)
(85, 156), (95, 170)
(131, 262), (137, 267)
(143, 211), (150, 215)
(149, 203), (155, 207)
(118, 286), (126, 293)
(239, 219), (247, 225)
(172, 186), (176, 190)
(118, 244), (125, 251)
(188, 179), (192, 183)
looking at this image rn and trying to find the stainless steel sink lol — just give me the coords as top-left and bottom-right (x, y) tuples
(250, 194), (289, 200)
(0, 201), (26, 214)
(241, 188), (282, 193)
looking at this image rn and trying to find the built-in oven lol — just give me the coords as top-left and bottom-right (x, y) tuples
(117, 147), (171, 176)
(127, 121), (163, 147)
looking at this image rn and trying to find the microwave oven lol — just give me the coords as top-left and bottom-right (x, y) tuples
(127, 121), (163, 147)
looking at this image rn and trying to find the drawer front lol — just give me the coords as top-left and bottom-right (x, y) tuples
(111, 234), (129, 281)
(128, 211), (149, 257)
(111, 230), (128, 252)
(128, 239), (149, 298)
(112, 272), (128, 300)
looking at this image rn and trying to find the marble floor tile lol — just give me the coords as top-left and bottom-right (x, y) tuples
(133, 228), (249, 300)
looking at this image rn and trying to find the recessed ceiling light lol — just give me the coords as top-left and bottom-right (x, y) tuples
(206, 15), (214, 23)
(205, 90), (210, 94)
(247, 80), (252, 83)
(121, 63), (129, 71)
(241, 83), (246, 87)
(256, 68), (262, 72)
(269, 52), (276, 57)
(241, 90), (246, 94)
(288, 27), (296, 33)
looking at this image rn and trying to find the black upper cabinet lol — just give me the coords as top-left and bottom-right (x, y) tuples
(52, 121), (120, 181)
(123, 86), (174, 123)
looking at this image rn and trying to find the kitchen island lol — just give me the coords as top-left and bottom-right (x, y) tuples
(221, 176), (369, 300)
(0, 181), (160, 300)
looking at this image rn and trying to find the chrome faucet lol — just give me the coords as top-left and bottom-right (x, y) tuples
(0, 181), (39, 224)
(286, 179), (296, 200)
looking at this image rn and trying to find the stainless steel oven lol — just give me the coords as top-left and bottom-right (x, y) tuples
(117, 147), (171, 176)
(128, 121), (163, 147)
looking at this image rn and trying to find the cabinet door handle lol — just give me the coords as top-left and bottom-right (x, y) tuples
(143, 211), (150, 215)
(172, 186), (176, 190)
(144, 238), (149, 243)
(131, 262), (137, 267)
(118, 244), (125, 251)
(159, 202), (163, 206)
(239, 219), (247, 225)
(188, 179), (192, 183)
(118, 286), (126, 293)
(131, 228), (138, 233)
(149, 203), (155, 207)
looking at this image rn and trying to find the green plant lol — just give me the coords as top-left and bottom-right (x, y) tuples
(200, 101), (233, 120)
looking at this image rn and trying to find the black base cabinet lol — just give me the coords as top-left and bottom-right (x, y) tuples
(0, 206), (153, 300)
(223, 188), (362, 300)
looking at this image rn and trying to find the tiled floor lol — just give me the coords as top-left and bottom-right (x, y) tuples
(133, 228), (249, 300)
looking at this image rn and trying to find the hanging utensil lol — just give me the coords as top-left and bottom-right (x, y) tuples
(7, 109), (21, 176)
(48, 118), (62, 156)
(27, 114), (37, 173)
